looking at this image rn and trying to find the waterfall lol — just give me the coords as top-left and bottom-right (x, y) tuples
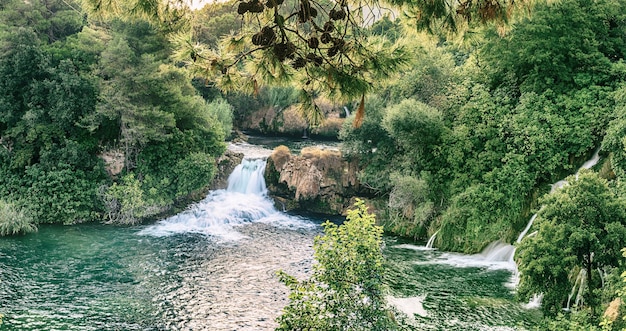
(425, 231), (438, 249)
(516, 214), (538, 244)
(510, 149), (601, 308)
(523, 294), (543, 309)
(522, 148), (602, 242)
(139, 158), (312, 239)
(226, 159), (267, 194)
(566, 269), (587, 310)
(343, 106), (351, 117)
(479, 241), (516, 262)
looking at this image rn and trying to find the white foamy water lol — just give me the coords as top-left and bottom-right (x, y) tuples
(227, 142), (273, 159)
(140, 158), (314, 240)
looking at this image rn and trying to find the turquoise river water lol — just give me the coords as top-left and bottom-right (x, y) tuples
(0, 145), (542, 330)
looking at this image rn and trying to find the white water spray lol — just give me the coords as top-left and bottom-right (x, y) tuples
(227, 159), (268, 194)
(466, 148), (602, 307)
(425, 231), (438, 249)
(140, 158), (313, 239)
(516, 214), (538, 244)
(566, 269), (587, 311)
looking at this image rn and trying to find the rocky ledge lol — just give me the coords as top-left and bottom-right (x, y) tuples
(265, 145), (360, 215)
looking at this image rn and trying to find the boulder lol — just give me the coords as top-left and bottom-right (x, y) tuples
(265, 145), (360, 214)
(210, 150), (244, 190)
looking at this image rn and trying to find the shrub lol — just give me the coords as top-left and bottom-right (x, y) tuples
(173, 152), (216, 198)
(101, 173), (156, 225)
(276, 199), (399, 331)
(23, 165), (102, 224)
(207, 98), (234, 138)
(0, 199), (36, 236)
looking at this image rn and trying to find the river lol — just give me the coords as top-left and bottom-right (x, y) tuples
(0, 141), (541, 330)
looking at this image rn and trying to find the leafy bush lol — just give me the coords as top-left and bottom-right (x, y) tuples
(382, 99), (445, 155)
(436, 184), (514, 253)
(101, 173), (157, 225)
(339, 95), (399, 193)
(173, 152), (216, 198)
(206, 98), (233, 138)
(276, 199), (400, 330)
(517, 171), (626, 316)
(0, 199), (36, 236)
(22, 164), (103, 224)
(384, 173), (435, 239)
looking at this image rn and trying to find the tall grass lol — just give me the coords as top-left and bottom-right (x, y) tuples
(0, 199), (37, 236)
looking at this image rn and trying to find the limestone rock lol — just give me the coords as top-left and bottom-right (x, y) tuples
(265, 145), (360, 214)
(210, 150), (244, 190)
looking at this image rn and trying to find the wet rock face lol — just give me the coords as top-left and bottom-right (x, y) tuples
(210, 150), (244, 190)
(265, 145), (359, 214)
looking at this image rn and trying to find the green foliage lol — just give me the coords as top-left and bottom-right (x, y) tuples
(0, 0), (85, 44)
(517, 171), (626, 316)
(537, 311), (601, 331)
(437, 184), (514, 253)
(21, 164), (104, 224)
(173, 153), (216, 198)
(481, 0), (626, 94)
(101, 173), (153, 225)
(339, 95), (399, 193)
(384, 173), (434, 239)
(0, 199), (37, 236)
(382, 99), (446, 157)
(276, 199), (399, 330)
(603, 84), (626, 179)
(192, 1), (243, 48)
(206, 98), (234, 138)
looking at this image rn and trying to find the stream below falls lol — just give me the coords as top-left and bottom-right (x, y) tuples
(0, 144), (542, 330)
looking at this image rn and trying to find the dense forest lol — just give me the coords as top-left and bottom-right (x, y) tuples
(2, 0), (626, 329)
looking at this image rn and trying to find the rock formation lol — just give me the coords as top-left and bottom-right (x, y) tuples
(265, 145), (360, 214)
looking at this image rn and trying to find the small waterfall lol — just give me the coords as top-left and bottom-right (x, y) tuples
(579, 148), (601, 171)
(516, 214), (538, 244)
(524, 293), (543, 309)
(226, 159), (267, 194)
(479, 241), (516, 262)
(425, 231), (438, 249)
(140, 158), (312, 239)
(513, 149), (601, 306)
(566, 269), (587, 310)
(343, 106), (351, 117)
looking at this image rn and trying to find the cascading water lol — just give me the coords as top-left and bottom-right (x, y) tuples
(226, 158), (268, 194)
(425, 231), (438, 249)
(516, 214), (538, 244)
(140, 158), (312, 240)
(502, 148), (601, 307)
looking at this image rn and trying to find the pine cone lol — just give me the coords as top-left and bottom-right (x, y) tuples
(323, 21), (334, 32)
(320, 32), (332, 44)
(292, 57), (307, 69)
(237, 2), (249, 14)
(249, 0), (264, 13)
(308, 37), (319, 49)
